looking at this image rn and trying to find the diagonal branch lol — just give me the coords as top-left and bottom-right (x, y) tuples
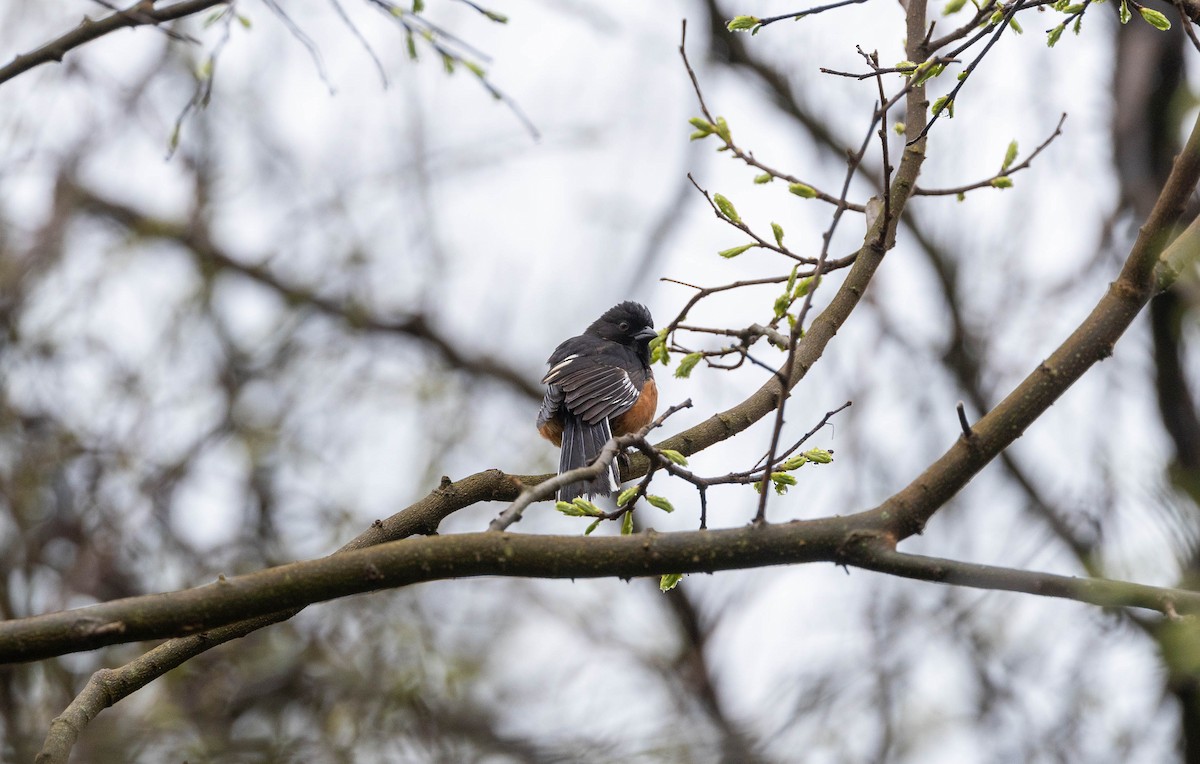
(872, 109), (1200, 539)
(0, 0), (227, 87)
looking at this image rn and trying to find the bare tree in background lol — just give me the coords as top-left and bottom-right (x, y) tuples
(2, 1), (1200, 762)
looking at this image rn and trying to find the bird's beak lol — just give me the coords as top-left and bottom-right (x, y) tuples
(635, 327), (658, 342)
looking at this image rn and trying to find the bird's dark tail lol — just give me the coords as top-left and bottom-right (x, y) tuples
(558, 413), (619, 503)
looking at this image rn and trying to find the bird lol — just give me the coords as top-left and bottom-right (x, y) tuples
(536, 301), (659, 503)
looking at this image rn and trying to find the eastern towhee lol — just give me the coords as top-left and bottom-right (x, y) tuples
(537, 301), (659, 502)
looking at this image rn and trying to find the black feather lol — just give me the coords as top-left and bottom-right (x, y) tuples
(557, 413), (618, 503)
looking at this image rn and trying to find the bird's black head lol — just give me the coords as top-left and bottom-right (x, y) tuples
(586, 301), (657, 359)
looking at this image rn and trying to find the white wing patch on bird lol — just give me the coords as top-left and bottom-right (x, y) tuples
(543, 354), (580, 383)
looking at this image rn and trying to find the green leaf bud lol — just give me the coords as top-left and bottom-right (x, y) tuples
(726, 15), (762, 31)
(713, 193), (741, 223)
(1002, 140), (1018, 171)
(913, 61), (945, 86)
(1139, 7), (1171, 28)
(556, 501), (584, 516)
(795, 275), (819, 298)
(660, 449), (689, 466)
(780, 454), (809, 471)
(774, 293), (791, 319)
(675, 353), (703, 379)
(713, 117), (732, 142)
(573, 498), (603, 516)
(646, 495), (675, 513)
(931, 95), (954, 117)
(804, 448), (834, 463)
(718, 244), (755, 259)
(649, 329), (670, 366)
(771, 472), (797, 494)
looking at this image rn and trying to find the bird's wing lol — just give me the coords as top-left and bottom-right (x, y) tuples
(541, 347), (641, 426)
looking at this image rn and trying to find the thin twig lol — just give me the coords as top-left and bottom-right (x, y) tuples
(688, 174), (814, 264)
(680, 22), (865, 213)
(0, 0), (226, 88)
(956, 401), (972, 437)
(488, 401), (693, 531)
(908, 0), (1028, 145)
(261, 0), (333, 89)
(870, 49), (894, 229)
(753, 401), (851, 472)
(329, 0), (388, 88)
(915, 113), (1067, 196)
(1177, 0), (1200, 53)
(756, 0), (871, 27)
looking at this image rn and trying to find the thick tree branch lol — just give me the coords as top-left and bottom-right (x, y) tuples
(10, 518), (1200, 665)
(3, 518), (853, 662)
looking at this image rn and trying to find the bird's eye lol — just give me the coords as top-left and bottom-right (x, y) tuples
(619, 321), (629, 332)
